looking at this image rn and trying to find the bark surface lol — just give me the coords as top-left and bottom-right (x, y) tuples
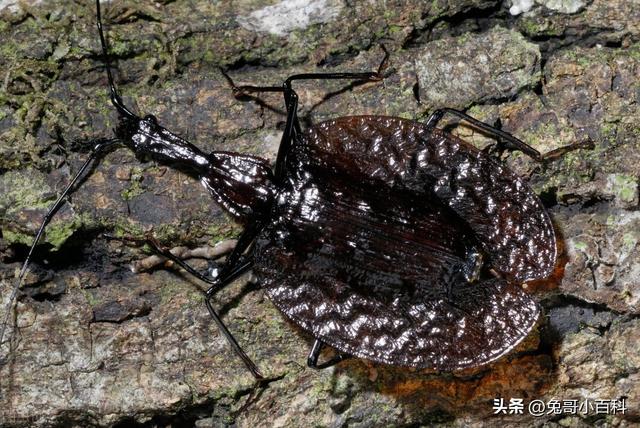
(0, 0), (638, 426)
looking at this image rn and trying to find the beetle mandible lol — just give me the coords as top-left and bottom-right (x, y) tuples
(1, 0), (587, 379)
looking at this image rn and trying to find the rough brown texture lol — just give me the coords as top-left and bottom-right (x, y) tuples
(0, 0), (638, 426)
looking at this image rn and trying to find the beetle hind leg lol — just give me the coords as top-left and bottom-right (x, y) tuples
(426, 108), (542, 160)
(426, 107), (594, 163)
(538, 137), (595, 161)
(307, 339), (351, 369)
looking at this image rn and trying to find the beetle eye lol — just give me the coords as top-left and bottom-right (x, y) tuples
(144, 114), (158, 124)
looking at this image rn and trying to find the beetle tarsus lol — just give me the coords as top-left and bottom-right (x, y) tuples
(373, 44), (390, 80)
(204, 297), (264, 380)
(539, 137), (595, 162)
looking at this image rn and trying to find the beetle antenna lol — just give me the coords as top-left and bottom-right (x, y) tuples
(95, 0), (137, 120)
(0, 138), (121, 355)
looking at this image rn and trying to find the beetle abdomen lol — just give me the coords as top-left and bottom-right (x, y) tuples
(264, 173), (478, 296)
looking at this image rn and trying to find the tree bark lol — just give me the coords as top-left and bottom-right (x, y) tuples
(0, 0), (638, 426)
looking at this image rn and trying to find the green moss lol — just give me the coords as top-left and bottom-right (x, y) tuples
(429, 0), (445, 17)
(2, 213), (83, 249)
(120, 180), (145, 201)
(2, 230), (32, 246)
(619, 187), (636, 203)
(575, 55), (594, 68)
(610, 174), (638, 203)
(572, 241), (587, 251)
(158, 277), (201, 306)
(519, 18), (547, 36)
(0, 38), (19, 60)
(119, 167), (147, 201)
(382, 9), (397, 20)
(517, 120), (564, 154)
(80, 288), (100, 307)
(106, 34), (132, 57)
(202, 48), (217, 64)
(111, 220), (146, 240)
(626, 43), (640, 60)
(0, 169), (54, 213)
(622, 232), (637, 248)
(45, 216), (83, 248)
(600, 122), (617, 144)
(206, 221), (242, 245)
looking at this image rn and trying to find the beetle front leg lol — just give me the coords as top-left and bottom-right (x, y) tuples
(1, 138), (121, 351)
(136, 224), (265, 379)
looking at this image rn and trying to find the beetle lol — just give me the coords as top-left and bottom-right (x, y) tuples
(1, 0), (585, 380)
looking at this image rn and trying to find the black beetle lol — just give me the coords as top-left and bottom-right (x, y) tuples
(1, 0), (586, 379)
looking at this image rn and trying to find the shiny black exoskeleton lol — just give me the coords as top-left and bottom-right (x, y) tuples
(2, 0), (588, 379)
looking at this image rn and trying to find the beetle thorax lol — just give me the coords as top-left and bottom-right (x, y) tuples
(202, 152), (275, 223)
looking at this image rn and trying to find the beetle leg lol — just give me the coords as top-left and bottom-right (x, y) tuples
(205, 219), (257, 277)
(200, 223), (261, 379)
(426, 108), (543, 161)
(283, 44), (389, 86)
(203, 265), (264, 380)
(538, 137), (595, 161)
(131, 223), (264, 379)
(270, 47), (389, 178)
(143, 238), (262, 378)
(123, 240), (237, 273)
(133, 217), (261, 284)
(273, 87), (300, 181)
(274, 58), (388, 180)
(222, 48), (388, 182)
(307, 339), (351, 369)
(0, 138), (120, 350)
(158, 244), (263, 379)
(222, 44), (388, 99)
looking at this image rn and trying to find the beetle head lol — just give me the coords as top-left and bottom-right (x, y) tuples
(115, 112), (158, 151)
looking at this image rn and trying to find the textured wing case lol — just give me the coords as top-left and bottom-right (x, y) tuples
(297, 116), (556, 282)
(253, 116), (547, 369)
(256, 252), (539, 370)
